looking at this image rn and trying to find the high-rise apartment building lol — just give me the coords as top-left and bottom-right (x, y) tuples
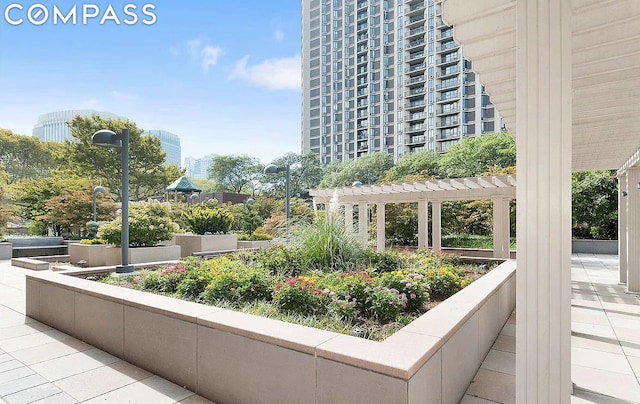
(302, 0), (503, 165)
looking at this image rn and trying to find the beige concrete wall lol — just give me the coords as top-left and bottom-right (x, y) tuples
(25, 259), (516, 404)
(104, 245), (181, 266)
(0, 243), (11, 260)
(171, 234), (237, 257)
(68, 244), (107, 267)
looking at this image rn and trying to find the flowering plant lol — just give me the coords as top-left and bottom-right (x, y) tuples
(272, 276), (328, 314)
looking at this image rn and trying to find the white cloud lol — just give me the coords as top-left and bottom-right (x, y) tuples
(200, 46), (223, 72)
(230, 55), (301, 91)
(274, 30), (284, 41)
(175, 38), (223, 73)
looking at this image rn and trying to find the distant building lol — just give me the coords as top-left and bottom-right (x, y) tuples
(32, 110), (126, 143)
(184, 155), (216, 180)
(143, 130), (182, 167)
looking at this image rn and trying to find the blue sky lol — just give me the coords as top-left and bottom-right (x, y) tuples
(0, 1), (302, 165)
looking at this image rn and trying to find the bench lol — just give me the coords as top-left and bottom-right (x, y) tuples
(11, 258), (50, 271)
(7, 237), (68, 258)
(193, 248), (259, 258)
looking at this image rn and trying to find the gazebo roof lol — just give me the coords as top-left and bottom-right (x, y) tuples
(166, 176), (202, 193)
(310, 175), (516, 204)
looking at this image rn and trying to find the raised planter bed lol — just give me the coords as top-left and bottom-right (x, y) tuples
(572, 239), (618, 254)
(236, 240), (274, 249)
(171, 234), (237, 258)
(0, 242), (11, 260)
(68, 244), (108, 267)
(104, 245), (181, 266)
(25, 260), (516, 404)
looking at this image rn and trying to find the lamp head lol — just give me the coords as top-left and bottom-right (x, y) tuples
(91, 130), (122, 148)
(264, 164), (281, 174)
(245, 198), (255, 205)
(93, 186), (106, 194)
(352, 181), (363, 187)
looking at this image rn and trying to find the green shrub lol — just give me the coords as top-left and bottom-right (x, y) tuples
(423, 265), (468, 297)
(318, 270), (373, 316)
(176, 268), (214, 302)
(201, 258), (273, 304)
(79, 238), (105, 245)
(295, 215), (365, 272)
(255, 245), (304, 277)
(183, 205), (233, 235)
(271, 276), (328, 314)
(237, 232), (273, 241)
(155, 263), (189, 294)
(364, 249), (405, 273)
(98, 201), (179, 247)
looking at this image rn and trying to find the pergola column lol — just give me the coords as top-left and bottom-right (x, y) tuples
(418, 200), (428, 249)
(516, 0), (572, 402)
(376, 203), (386, 251)
(627, 168), (640, 293)
(432, 201), (442, 253)
(358, 203), (368, 246)
(619, 173), (628, 284)
(492, 197), (511, 259)
(344, 204), (354, 233)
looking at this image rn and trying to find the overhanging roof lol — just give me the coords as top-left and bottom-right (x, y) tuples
(310, 175), (516, 204)
(166, 176), (202, 192)
(442, 0), (640, 172)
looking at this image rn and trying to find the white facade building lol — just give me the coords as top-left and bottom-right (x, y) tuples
(184, 155), (216, 180)
(32, 110), (125, 143)
(143, 130), (182, 167)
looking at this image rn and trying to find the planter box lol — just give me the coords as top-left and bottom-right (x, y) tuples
(68, 243), (108, 267)
(104, 245), (181, 266)
(26, 260), (516, 404)
(572, 239), (618, 254)
(236, 240), (274, 250)
(171, 234), (238, 257)
(0, 242), (12, 260)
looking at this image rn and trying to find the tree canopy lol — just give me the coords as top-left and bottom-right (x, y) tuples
(320, 152), (394, 187)
(438, 132), (516, 178)
(208, 155), (262, 194)
(56, 116), (184, 200)
(0, 129), (59, 183)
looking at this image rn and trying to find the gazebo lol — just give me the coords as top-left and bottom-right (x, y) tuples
(166, 176), (202, 203)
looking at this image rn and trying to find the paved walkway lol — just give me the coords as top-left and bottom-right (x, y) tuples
(0, 260), (213, 404)
(462, 254), (640, 404)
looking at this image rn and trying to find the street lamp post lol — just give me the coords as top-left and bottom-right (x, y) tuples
(92, 186), (106, 222)
(264, 163), (290, 227)
(91, 128), (134, 274)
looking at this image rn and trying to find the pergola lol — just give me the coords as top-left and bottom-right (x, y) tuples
(310, 175), (516, 258)
(438, 1), (640, 402)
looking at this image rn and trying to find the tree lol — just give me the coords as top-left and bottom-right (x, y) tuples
(320, 152), (394, 187)
(262, 152), (323, 198)
(0, 129), (59, 182)
(572, 170), (618, 239)
(37, 188), (115, 238)
(438, 132), (516, 178)
(56, 115), (183, 201)
(383, 150), (441, 183)
(208, 155), (262, 194)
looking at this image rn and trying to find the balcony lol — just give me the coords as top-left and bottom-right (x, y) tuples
(436, 53), (460, 66)
(436, 106), (461, 116)
(405, 63), (427, 74)
(405, 76), (426, 86)
(405, 39), (425, 50)
(407, 124), (426, 133)
(408, 87), (426, 96)
(407, 3), (426, 15)
(436, 41), (460, 53)
(436, 31), (454, 41)
(436, 79), (460, 91)
(357, 1), (368, 10)
(406, 15), (426, 28)
(436, 67), (460, 78)
(407, 51), (426, 62)
(436, 91), (461, 103)
(407, 135), (427, 145)
(436, 118), (460, 128)
(405, 99), (426, 110)
(436, 131), (461, 141)
(407, 112), (427, 122)
(406, 26), (425, 39)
